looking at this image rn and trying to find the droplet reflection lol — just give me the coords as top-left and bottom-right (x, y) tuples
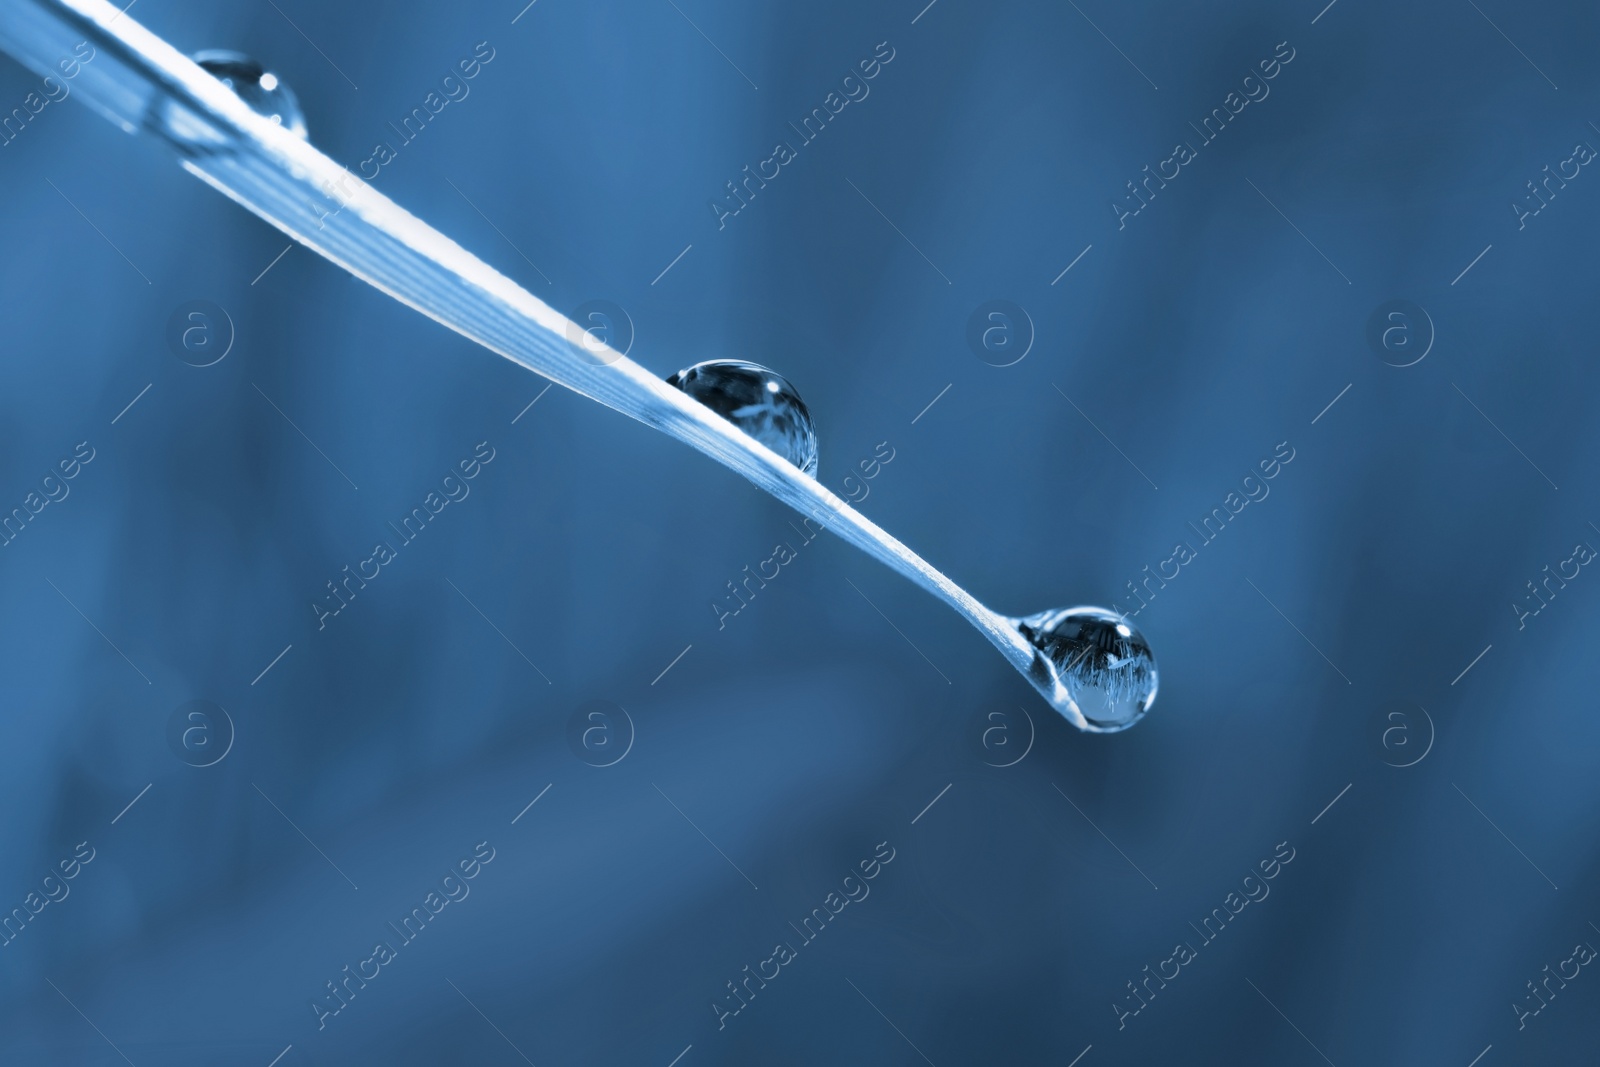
(1015, 606), (1158, 732)
(668, 359), (818, 476)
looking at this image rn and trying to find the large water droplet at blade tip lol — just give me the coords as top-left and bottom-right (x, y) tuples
(1014, 606), (1158, 733)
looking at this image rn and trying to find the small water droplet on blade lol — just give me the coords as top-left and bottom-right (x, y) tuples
(192, 50), (307, 137)
(668, 359), (818, 476)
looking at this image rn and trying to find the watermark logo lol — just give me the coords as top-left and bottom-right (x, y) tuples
(1376, 703), (1433, 768)
(1365, 299), (1432, 367)
(166, 300), (234, 366)
(966, 300), (1033, 367)
(566, 700), (634, 767)
(564, 300), (633, 366)
(972, 705), (1034, 767)
(166, 700), (235, 767)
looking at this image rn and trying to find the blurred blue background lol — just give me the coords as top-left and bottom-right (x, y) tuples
(1, 0), (1598, 1063)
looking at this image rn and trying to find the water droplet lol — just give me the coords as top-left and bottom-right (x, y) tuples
(193, 50), (307, 137)
(667, 360), (818, 475)
(1015, 607), (1157, 732)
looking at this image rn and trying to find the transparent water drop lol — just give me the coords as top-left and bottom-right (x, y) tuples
(667, 359), (818, 476)
(192, 50), (307, 137)
(1014, 606), (1157, 732)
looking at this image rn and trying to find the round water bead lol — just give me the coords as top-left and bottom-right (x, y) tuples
(667, 359), (818, 476)
(1016, 607), (1157, 732)
(192, 50), (307, 137)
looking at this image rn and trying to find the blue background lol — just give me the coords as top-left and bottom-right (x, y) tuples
(1, 0), (1598, 1063)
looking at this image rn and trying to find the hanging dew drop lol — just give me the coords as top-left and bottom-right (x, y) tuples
(667, 359), (819, 476)
(1014, 607), (1158, 732)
